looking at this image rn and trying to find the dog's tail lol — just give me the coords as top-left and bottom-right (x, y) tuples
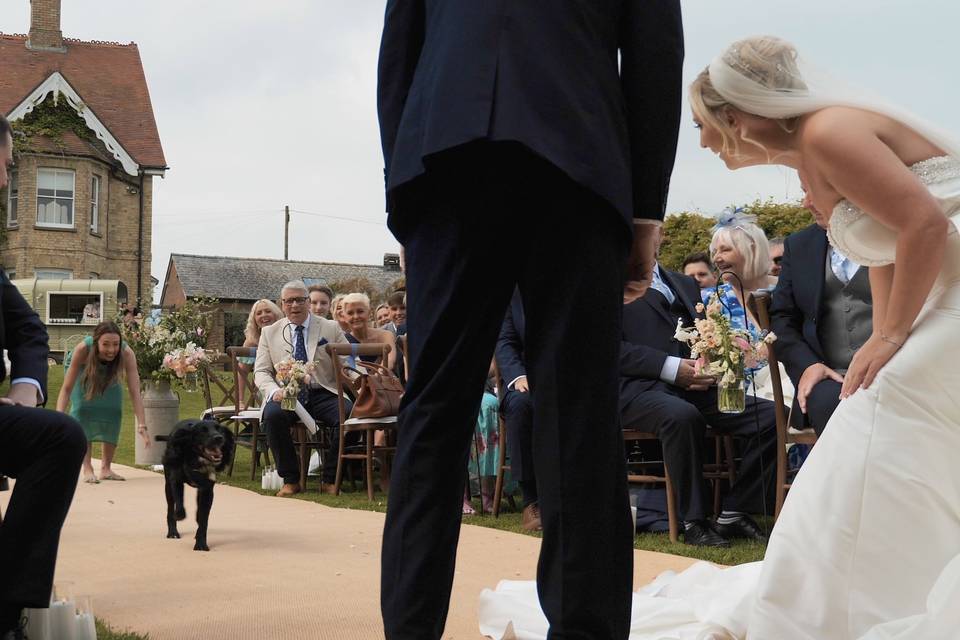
(155, 435), (171, 442)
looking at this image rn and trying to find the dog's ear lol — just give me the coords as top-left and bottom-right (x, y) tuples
(215, 425), (235, 472)
(162, 421), (197, 466)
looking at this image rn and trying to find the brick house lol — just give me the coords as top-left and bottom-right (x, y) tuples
(160, 253), (405, 353)
(0, 0), (167, 306)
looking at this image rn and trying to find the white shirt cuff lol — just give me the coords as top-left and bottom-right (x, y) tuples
(507, 375), (526, 390)
(659, 357), (681, 385)
(11, 377), (44, 403)
(633, 219), (663, 226)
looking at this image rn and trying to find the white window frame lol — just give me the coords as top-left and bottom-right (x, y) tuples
(6, 169), (17, 227)
(34, 268), (73, 280)
(90, 174), (100, 233)
(36, 168), (76, 229)
(45, 291), (103, 325)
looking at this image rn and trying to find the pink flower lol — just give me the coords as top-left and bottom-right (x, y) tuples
(733, 336), (752, 353)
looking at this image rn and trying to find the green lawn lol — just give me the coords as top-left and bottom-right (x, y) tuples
(33, 365), (768, 638)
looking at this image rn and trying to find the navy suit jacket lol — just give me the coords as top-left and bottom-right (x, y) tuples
(0, 269), (49, 396)
(494, 289), (526, 387)
(377, 1), (684, 230)
(619, 268), (701, 403)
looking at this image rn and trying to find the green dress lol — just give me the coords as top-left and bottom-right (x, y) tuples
(69, 336), (124, 445)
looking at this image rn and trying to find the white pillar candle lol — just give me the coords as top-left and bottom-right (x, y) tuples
(24, 608), (51, 640)
(261, 470), (268, 490)
(49, 600), (77, 640)
(75, 612), (97, 640)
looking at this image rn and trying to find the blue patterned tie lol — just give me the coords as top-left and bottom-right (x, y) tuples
(830, 249), (851, 285)
(294, 324), (309, 405)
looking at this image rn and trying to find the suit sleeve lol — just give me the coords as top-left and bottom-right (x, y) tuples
(254, 328), (280, 401)
(2, 270), (49, 393)
(769, 237), (821, 384)
(494, 304), (526, 386)
(377, 0), (426, 193)
(619, 0), (684, 220)
(619, 340), (669, 382)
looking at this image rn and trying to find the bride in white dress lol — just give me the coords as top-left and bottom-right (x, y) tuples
(479, 36), (960, 640)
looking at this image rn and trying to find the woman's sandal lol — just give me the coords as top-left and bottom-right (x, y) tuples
(100, 471), (126, 481)
(83, 473), (100, 484)
(462, 501), (477, 516)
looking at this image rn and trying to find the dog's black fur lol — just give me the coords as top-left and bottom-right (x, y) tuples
(156, 419), (235, 551)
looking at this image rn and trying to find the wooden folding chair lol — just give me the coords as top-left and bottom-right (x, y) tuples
(326, 343), (397, 500)
(200, 353), (237, 424)
(623, 430), (680, 542)
(748, 290), (818, 520)
(226, 347), (270, 479)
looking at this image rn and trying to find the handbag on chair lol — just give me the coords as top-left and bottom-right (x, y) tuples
(346, 361), (404, 419)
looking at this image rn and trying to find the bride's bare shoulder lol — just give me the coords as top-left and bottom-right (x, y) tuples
(798, 107), (880, 146)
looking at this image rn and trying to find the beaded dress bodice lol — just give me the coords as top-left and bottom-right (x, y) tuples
(827, 156), (960, 297)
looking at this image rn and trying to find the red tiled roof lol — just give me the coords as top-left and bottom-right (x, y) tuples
(0, 33), (166, 169)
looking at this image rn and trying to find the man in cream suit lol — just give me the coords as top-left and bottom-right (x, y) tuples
(255, 280), (351, 496)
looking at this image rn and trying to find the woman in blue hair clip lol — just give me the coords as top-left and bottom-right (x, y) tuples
(702, 209), (778, 338)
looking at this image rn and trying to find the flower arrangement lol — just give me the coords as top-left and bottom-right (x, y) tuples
(273, 357), (317, 410)
(674, 292), (776, 413)
(121, 298), (215, 386)
(162, 342), (211, 392)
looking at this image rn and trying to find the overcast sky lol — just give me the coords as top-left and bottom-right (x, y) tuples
(4, 1), (958, 297)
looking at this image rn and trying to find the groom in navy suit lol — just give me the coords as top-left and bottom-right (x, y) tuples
(770, 185), (872, 434)
(377, 3), (684, 638)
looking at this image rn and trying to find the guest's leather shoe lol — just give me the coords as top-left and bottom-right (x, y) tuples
(683, 520), (730, 547)
(521, 503), (542, 532)
(275, 483), (301, 497)
(320, 482), (339, 496)
(713, 514), (768, 542)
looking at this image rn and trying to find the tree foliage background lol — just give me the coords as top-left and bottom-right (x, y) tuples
(659, 198), (815, 271)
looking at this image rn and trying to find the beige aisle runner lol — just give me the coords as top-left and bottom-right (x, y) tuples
(2, 464), (697, 639)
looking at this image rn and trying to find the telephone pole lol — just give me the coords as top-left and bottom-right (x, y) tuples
(284, 205), (290, 260)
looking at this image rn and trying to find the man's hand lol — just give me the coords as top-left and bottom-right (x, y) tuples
(4, 382), (40, 407)
(624, 222), (660, 303)
(675, 359), (716, 391)
(272, 389), (286, 403)
(514, 376), (530, 393)
(797, 362), (844, 412)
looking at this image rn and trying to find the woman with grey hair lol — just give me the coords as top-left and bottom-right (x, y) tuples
(703, 211), (778, 333)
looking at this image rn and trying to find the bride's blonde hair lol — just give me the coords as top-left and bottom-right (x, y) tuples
(690, 36), (805, 159)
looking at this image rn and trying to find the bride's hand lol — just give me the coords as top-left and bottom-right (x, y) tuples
(840, 333), (902, 399)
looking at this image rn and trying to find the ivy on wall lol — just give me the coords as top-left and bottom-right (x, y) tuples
(10, 95), (95, 156)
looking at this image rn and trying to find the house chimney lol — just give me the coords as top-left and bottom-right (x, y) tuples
(27, 0), (66, 52)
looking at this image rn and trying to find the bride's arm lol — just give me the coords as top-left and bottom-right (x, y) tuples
(868, 264), (893, 333)
(803, 112), (949, 393)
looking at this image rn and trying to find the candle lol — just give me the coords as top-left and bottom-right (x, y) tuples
(24, 608), (51, 640)
(49, 600), (77, 640)
(75, 612), (97, 640)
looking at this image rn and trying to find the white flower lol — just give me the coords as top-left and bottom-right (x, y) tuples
(674, 319), (699, 343)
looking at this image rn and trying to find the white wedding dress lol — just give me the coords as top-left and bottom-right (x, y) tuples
(478, 156), (960, 640)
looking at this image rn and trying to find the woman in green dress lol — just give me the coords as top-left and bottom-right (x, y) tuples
(56, 321), (149, 483)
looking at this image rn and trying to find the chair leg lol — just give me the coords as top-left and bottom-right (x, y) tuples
(334, 427), (346, 497)
(298, 429), (309, 491)
(365, 430), (375, 501)
(493, 420), (507, 518)
(664, 462), (679, 544)
(712, 437), (723, 517)
(250, 422), (260, 481)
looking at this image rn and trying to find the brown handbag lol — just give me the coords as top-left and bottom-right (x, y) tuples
(346, 361), (404, 419)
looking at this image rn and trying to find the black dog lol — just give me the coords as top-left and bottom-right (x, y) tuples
(156, 419), (234, 551)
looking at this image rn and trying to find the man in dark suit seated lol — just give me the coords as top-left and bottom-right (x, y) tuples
(620, 230), (778, 547)
(770, 179), (872, 435)
(494, 289), (540, 531)
(0, 112), (88, 640)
